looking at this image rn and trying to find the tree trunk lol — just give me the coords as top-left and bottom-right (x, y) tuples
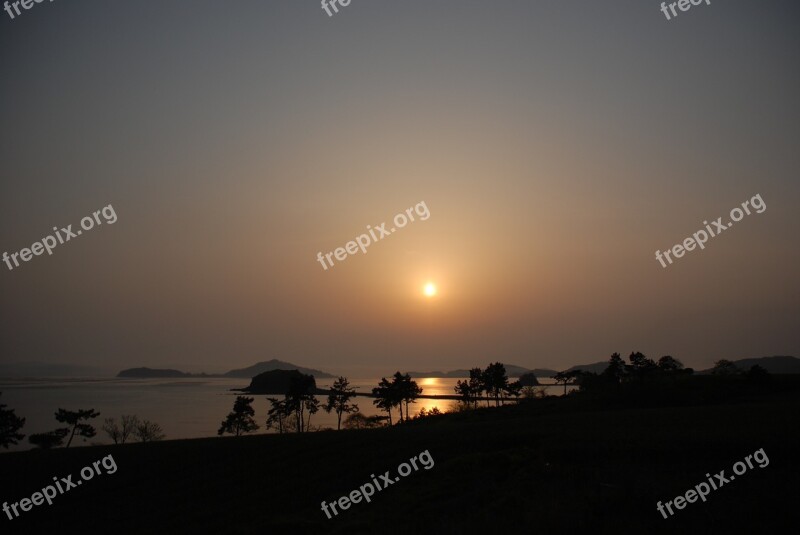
(66, 425), (77, 448)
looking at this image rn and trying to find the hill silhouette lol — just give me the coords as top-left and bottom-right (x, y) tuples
(242, 369), (328, 395)
(698, 355), (800, 374)
(116, 359), (334, 379)
(224, 359), (334, 379)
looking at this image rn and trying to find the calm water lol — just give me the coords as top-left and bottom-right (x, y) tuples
(0, 376), (568, 452)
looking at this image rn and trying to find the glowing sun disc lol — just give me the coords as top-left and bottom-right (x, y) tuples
(423, 282), (437, 297)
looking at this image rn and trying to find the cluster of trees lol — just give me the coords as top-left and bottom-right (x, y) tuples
(710, 359), (768, 379)
(219, 367), (529, 438)
(29, 409), (167, 449)
(343, 412), (387, 429)
(372, 372), (423, 424)
(555, 352), (692, 393)
(413, 407), (443, 419)
(553, 353), (771, 396)
(220, 375), (360, 437)
(24, 408), (101, 449)
(1, 393), (165, 450)
(453, 363), (522, 408)
(265, 373), (321, 434)
(103, 415), (165, 444)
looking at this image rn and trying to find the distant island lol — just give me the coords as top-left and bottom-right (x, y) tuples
(117, 367), (190, 378)
(116, 359), (335, 380)
(223, 359), (334, 379)
(240, 369), (329, 395)
(91, 355), (800, 381)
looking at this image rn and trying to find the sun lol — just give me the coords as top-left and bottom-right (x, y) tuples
(423, 282), (437, 297)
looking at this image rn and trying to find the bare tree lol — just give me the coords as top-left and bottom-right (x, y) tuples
(103, 415), (141, 445)
(135, 420), (166, 443)
(102, 418), (122, 444)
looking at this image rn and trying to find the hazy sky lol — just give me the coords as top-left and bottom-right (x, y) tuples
(1, 0), (798, 375)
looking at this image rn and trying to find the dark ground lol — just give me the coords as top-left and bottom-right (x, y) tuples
(1, 382), (798, 535)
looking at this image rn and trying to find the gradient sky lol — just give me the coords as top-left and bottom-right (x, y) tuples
(1, 0), (798, 376)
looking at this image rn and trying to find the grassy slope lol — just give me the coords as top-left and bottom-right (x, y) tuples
(1, 391), (799, 535)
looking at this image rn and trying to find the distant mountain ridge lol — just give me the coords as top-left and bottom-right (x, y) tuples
(117, 359), (334, 379)
(565, 362), (609, 374)
(698, 356), (800, 374)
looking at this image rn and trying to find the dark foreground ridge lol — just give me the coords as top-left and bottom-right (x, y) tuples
(2, 377), (798, 534)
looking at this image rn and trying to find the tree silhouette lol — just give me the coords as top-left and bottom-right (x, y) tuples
(218, 396), (260, 437)
(414, 407), (443, 419)
(627, 352), (657, 380)
(504, 380), (522, 400)
(480, 368), (493, 407)
(102, 415), (140, 445)
(55, 408), (100, 448)
(324, 377), (359, 430)
(28, 429), (69, 450)
(304, 396), (320, 433)
(266, 397), (290, 434)
(602, 353), (626, 384)
(454, 379), (475, 407)
(553, 370), (580, 396)
(484, 362), (509, 406)
(657, 355), (684, 372)
(372, 377), (397, 425)
(0, 393), (25, 449)
(518, 372), (540, 386)
(135, 420), (166, 442)
(394, 372), (422, 421)
(343, 412), (386, 429)
(285, 374), (319, 433)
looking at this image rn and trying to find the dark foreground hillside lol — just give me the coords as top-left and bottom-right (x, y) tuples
(2, 387), (799, 535)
